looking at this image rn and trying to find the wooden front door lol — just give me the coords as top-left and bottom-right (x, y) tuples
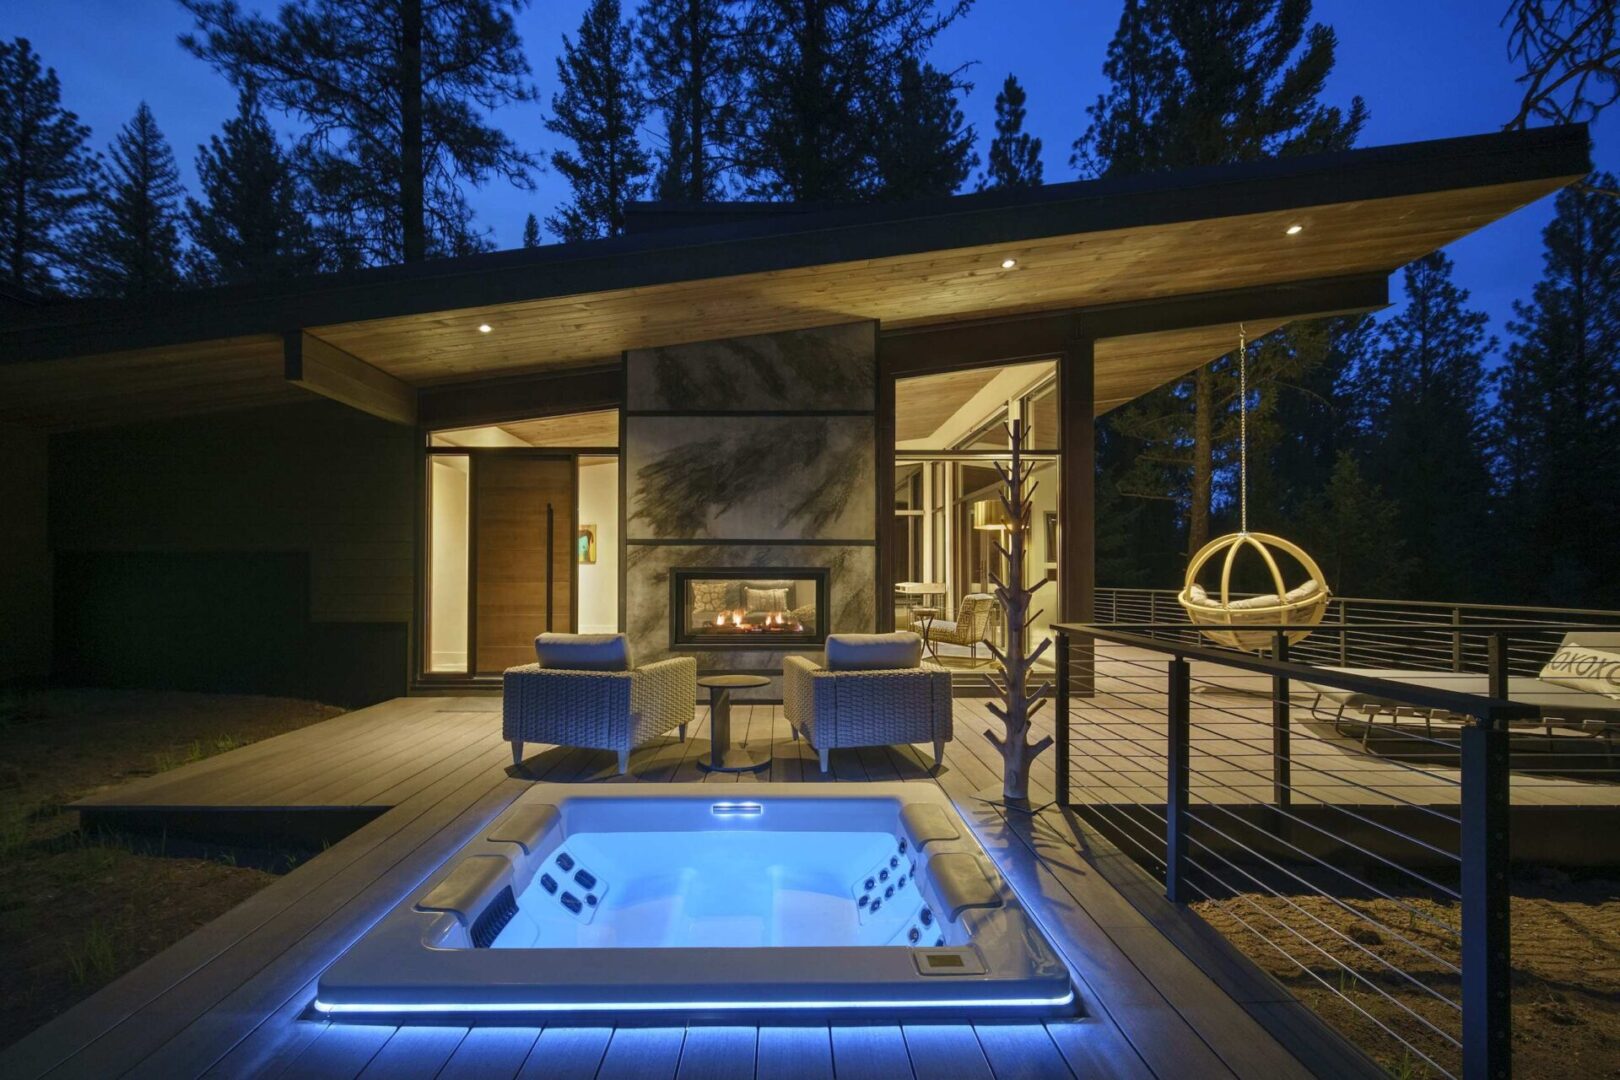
(474, 453), (575, 673)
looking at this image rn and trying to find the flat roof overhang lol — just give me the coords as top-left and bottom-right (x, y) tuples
(0, 124), (1589, 431)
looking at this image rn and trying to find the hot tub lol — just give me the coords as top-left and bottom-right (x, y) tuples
(315, 783), (1074, 1020)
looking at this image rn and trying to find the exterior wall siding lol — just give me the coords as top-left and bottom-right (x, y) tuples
(0, 422), (52, 683)
(48, 400), (416, 705)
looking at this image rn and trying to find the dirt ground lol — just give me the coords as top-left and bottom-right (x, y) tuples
(0, 688), (343, 1050)
(1194, 872), (1620, 1079)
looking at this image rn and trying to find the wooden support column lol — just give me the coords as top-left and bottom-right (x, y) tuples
(1059, 332), (1096, 693)
(875, 345), (897, 632)
(284, 331), (417, 426)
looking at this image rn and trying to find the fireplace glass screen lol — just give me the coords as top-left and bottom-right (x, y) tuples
(671, 569), (828, 649)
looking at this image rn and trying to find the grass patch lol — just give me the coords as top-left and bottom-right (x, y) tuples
(0, 688), (342, 1051)
(64, 921), (119, 987)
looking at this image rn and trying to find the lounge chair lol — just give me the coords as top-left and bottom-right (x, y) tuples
(911, 593), (1000, 664)
(503, 633), (695, 774)
(783, 632), (953, 772)
(1298, 631), (1620, 749)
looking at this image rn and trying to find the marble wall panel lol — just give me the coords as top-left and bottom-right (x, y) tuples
(626, 322), (876, 412)
(625, 415), (875, 541)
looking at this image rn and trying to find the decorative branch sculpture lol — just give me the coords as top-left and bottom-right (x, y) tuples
(983, 419), (1054, 802)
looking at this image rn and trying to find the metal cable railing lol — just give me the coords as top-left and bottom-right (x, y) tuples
(1095, 588), (1620, 676)
(1051, 617), (1620, 1079)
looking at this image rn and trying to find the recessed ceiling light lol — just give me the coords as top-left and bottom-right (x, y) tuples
(1285, 224), (1304, 236)
(1001, 257), (1017, 269)
(478, 323), (493, 333)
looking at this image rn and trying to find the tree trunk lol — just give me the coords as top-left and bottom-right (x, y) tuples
(1189, 365), (1214, 551)
(400, 0), (425, 262)
(687, 0), (704, 200)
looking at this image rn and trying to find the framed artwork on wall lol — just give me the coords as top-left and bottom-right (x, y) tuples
(578, 524), (597, 564)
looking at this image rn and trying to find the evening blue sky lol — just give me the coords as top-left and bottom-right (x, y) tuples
(9, 0), (1612, 338)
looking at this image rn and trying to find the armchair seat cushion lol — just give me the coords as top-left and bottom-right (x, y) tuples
(915, 618), (960, 635)
(534, 632), (632, 672)
(825, 632), (923, 671)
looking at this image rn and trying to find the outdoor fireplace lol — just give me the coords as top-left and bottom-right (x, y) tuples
(670, 567), (829, 649)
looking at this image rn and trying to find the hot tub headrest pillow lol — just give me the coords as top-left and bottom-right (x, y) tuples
(534, 633), (632, 672)
(825, 632), (923, 671)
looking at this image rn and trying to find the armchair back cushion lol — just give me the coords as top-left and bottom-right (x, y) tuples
(533, 633), (632, 672)
(825, 632), (923, 671)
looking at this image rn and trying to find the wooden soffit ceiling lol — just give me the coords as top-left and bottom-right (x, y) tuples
(307, 177), (1563, 387)
(0, 125), (1588, 430)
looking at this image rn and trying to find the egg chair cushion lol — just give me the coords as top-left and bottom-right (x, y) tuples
(1197, 578), (1322, 612)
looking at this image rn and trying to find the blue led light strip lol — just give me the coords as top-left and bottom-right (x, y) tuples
(313, 989), (1074, 1015)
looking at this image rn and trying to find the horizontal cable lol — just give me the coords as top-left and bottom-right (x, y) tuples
(1181, 808), (1464, 961)
(1179, 851), (1462, 1072)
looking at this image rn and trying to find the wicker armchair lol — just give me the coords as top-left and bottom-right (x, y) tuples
(783, 633), (953, 773)
(503, 641), (696, 774)
(911, 592), (1000, 662)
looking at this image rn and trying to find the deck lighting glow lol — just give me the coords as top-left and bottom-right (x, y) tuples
(313, 988), (1076, 1015)
(1000, 257), (1017, 269)
(1285, 224), (1304, 236)
(478, 323), (493, 333)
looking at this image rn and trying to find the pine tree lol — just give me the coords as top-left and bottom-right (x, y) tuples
(181, 0), (536, 264)
(1496, 176), (1620, 606)
(736, 0), (969, 202)
(185, 90), (317, 286)
(1356, 252), (1496, 600)
(873, 56), (976, 201)
(981, 74), (1042, 189)
(1075, 0), (1366, 557)
(1295, 452), (1415, 598)
(522, 212), (541, 248)
(546, 0), (653, 240)
(0, 38), (97, 294)
(639, 0), (744, 202)
(1254, 313), (1377, 525)
(73, 103), (185, 298)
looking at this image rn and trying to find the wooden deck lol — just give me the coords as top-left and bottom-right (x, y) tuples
(0, 682), (1378, 1080)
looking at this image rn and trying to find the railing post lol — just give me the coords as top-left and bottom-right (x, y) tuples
(1488, 633), (1510, 699)
(1461, 712), (1512, 1080)
(1452, 607), (1464, 672)
(1339, 599), (1350, 665)
(1272, 632), (1291, 814)
(1055, 631), (1070, 807)
(1165, 655), (1191, 904)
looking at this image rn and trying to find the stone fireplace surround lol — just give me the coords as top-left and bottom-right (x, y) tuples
(623, 321), (879, 702)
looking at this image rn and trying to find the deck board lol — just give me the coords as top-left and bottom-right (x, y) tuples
(900, 1024), (995, 1080)
(755, 1026), (833, 1080)
(830, 1025), (915, 1080)
(516, 1025), (612, 1080)
(354, 1024), (466, 1079)
(595, 1026), (686, 1080)
(1, 677), (1374, 1080)
(434, 1025), (539, 1080)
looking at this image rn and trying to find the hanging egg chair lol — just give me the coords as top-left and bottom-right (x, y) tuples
(1175, 326), (1331, 653)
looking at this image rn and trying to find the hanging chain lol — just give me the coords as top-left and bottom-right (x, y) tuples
(1238, 323), (1248, 534)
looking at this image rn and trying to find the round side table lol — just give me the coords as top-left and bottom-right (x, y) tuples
(913, 606), (941, 664)
(696, 674), (772, 773)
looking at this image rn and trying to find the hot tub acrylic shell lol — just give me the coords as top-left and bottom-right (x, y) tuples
(315, 782), (1075, 1021)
